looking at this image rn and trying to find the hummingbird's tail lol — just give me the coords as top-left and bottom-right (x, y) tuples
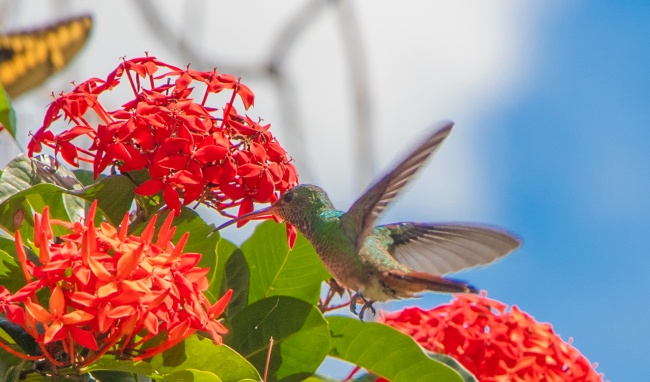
(381, 270), (478, 295)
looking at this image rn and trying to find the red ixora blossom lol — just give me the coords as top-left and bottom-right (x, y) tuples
(379, 294), (603, 382)
(0, 201), (231, 368)
(27, 55), (298, 225)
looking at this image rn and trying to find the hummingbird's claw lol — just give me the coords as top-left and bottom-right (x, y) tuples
(350, 293), (376, 322)
(349, 293), (360, 315)
(359, 301), (376, 322)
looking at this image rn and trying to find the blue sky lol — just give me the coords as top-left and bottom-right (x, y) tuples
(508, 3), (649, 378)
(2, 1), (648, 380)
(380, 3), (650, 380)
(467, 3), (650, 379)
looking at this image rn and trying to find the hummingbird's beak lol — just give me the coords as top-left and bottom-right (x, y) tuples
(214, 205), (277, 231)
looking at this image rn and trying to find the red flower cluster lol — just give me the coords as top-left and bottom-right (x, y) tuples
(379, 294), (603, 382)
(27, 55), (298, 218)
(0, 202), (231, 367)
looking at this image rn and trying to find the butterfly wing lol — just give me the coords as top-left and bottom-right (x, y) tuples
(0, 14), (93, 98)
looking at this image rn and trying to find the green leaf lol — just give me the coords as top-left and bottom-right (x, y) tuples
(212, 240), (249, 318)
(0, 155), (83, 211)
(241, 221), (330, 305)
(30, 154), (84, 190)
(71, 173), (135, 225)
(426, 352), (477, 382)
(0, 156), (136, 237)
(4, 359), (25, 382)
(226, 296), (330, 382)
(72, 169), (104, 187)
(0, 83), (17, 139)
(0, 238), (25, 292)
(0, 329), (23, 377)
(210, 238), (235, 301)
(0, 318), (40, 356)
(88, 370), (151, 382)
(326, 316), (463, 382)
(163, 369), (222, 382)
(0, 155), (42, 205)
(0, 183), (84, 241)
(83, 357), (156, 377)
(147, 334), (260, 382)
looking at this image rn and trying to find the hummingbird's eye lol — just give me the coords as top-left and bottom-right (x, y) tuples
(282, 191), (294, 203)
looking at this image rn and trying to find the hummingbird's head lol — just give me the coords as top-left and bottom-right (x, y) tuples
(271, 184), (335, 222)
(214, 184), (334, 231)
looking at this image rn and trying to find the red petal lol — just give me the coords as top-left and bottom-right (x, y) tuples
(203, 165), (223, 184)
(210, 289), (232, 317)
(157, 155), (190, 170)
(237, 83), (255, 109)
(175, 72), (192, 92)
(238, 163), (262, 178)
(286, 224), (297, 249)
(71, 327), (99, 350)
(249, 141), (267, 162)
(254, 170), (275, 203)
(220, 181), (246, 200)
(57, 125), (95, 141)
(236, 198), (254, 227)
(219, 158), (238, 184)
(164, 185), (181, 215)
(58, 141), (80, 167)
(193, 145), (228, 163)
(135, 179), (165, 196)
(143, 311), (159, 334)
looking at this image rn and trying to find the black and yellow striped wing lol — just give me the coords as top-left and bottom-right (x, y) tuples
(0, 14), (93, 99)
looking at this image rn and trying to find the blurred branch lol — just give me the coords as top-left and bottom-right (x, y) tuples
(265, 0), (330, 183)
(267, 0), (329, 69)
(335, 0), (372, 190)
(132, 0), (264, 77)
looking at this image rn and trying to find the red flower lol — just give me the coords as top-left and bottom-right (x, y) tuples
(0, 201), (231, 368)
(379, 294), (604, 382)
(24, 286), (97, 349)
(28, 54), (299, 220)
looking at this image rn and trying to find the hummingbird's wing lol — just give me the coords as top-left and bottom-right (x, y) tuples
(341, 120), (454, 252)
(381, 222), (520, 275)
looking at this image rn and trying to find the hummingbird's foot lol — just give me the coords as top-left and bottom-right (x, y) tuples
(350, 293), (376, 322)
(327, 278), (347, 297)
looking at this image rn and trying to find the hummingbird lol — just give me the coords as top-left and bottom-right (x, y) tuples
(215, 120), (520, 320)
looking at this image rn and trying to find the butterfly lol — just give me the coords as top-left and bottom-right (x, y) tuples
(0, 14), (93, 98)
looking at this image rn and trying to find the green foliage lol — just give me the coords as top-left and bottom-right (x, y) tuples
(327, 316), (463, 382)
(426, 352), (477, 382)
(162, 370), (222, 382)
(0, 238), (24, 293)
(0, 318), (40, 356)
(83, 358), (157, 377)
(83, 337), (259, 381)
(0, 152), (473, 381)
(212, 239), (249, 318)
(0, 155), (136, 241)
(148, 335), (260, 382)
(241, 221), (330, 305)
(3, 360), (25, 382)
(0, 83), (17, 139)
(227, 296), (330, 382)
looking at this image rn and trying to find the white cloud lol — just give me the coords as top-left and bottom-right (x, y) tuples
(2, 1), (551, 225)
